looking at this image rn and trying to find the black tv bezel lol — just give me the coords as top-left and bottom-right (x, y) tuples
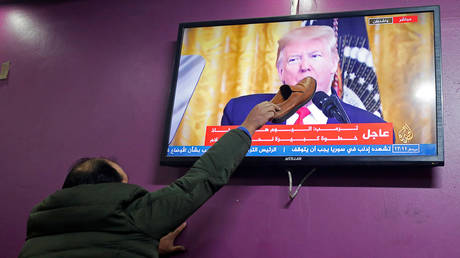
(160, 5), (444, 167)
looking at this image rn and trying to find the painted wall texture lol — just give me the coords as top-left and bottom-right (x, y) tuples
(1, 0), (459, 257)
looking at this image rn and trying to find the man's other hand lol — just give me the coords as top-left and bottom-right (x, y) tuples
(158, 222), (187, 256)
(241, 101), (280, 136)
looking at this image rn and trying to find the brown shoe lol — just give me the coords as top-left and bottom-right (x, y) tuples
(270, 77), (317, 123)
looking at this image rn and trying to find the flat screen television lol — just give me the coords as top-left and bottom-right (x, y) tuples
(161, 5), (443, 167)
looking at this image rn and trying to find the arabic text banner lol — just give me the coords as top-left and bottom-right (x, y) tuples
(205, 123), (394, 146)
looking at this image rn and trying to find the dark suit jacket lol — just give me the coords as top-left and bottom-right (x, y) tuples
(221, 93), (387, 125)
(20, 129), (251, 258)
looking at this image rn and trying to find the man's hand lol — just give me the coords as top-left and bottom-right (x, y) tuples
(241, 101), (280, 136)
(158, 222), (187, 256)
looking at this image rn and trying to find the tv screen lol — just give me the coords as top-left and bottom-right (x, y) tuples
(161, 5), (443, 166)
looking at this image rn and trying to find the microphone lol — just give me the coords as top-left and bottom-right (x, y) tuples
(312, 91), (351, 123)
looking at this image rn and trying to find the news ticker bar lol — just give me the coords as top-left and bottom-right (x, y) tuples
(205, 123), (394, 146)
(167, 144), (436, 157)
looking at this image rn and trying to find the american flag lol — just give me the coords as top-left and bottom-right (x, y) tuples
(302, 17), (384, 118)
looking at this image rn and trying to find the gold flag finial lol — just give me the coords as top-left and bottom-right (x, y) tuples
(0, 61), (11, 80)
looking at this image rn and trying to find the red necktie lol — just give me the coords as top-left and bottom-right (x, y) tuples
(294, 106), (311, 125)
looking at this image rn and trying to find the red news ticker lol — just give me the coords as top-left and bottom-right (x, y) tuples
(205, 123), (393, 146)
(393, 16), (418, 23)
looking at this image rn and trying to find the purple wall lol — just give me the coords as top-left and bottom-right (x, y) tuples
(1, 0), (459, 257)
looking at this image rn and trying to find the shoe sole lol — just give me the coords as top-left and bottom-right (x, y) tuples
(271, 77), (317, 124)
(271, 92), (315, 123)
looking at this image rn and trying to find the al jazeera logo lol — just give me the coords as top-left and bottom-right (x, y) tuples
(398, 123), (414, 143)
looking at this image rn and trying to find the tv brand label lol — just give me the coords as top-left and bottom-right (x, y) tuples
(285, 157), (302, 161)
(369, 16), (418, 25)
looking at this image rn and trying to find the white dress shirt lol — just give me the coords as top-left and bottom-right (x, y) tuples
(285, 103), (328, 125)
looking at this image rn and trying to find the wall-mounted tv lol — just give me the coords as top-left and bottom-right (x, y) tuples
(161, 5), (443, 167)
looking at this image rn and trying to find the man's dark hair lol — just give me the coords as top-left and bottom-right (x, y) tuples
(62, 158), (123, 189)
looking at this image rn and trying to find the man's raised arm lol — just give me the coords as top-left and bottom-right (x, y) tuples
(127, 101), (279, 239)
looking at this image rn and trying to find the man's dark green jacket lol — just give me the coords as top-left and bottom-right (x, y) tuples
(19, 129), (251, 258)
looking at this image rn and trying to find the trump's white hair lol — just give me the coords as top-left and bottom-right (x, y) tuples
(276, 25), (339, 69)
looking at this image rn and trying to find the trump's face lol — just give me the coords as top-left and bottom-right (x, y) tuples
(278, 38), (338, 94)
